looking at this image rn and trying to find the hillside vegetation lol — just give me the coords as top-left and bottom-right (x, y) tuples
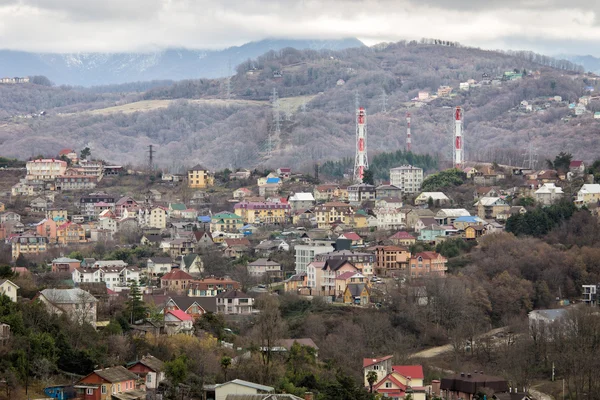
(0, 41), (598, 170)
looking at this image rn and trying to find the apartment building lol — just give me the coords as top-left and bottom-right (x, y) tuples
(26, 159), (67, 181)
(389, 165), (424, 194)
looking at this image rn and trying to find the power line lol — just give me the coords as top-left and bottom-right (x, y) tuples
(381, 88), (387, 112)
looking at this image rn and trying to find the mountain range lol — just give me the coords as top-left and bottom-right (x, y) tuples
(559, 54), (600, 75)
(0, 38), (364, 86)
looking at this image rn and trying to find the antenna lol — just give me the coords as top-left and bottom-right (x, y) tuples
(406, 112), (412, 152)
(381, 88), (387, 112)
(353, 107), (368, 183)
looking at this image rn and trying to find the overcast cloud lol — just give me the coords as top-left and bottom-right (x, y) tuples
(0, 0), (598, 56)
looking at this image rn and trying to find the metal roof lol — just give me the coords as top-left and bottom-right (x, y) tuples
(216, 379), (274, 392)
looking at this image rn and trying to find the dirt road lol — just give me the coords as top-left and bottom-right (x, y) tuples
(408, 326), (508, 359)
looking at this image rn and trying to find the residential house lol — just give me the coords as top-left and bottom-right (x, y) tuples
(11, 233), (48, 259)
(149, 207), (168, 229)
(115, 196), (139, 217)
(55, 175), (97, 191)
(30, 196), (49, 212)
(223, 238), (252, 259)
(405, 209), (435, 229)
(168, 203), (187, 218)
(570, 160), (585, 174)
(37, 288), (98, 327)
(475, 197), (510, 219)
(57, 222), (86, 245)
(313, 184), (341, 202)
(389, 165), (424, 194)
(79, 192), (115, 216)
(164, 309), (194, 335)
(147, 257), (174, 277)
(375, 206), (406, 230)
(180, 253), (204, 275)
(234, 201), (290, 224)
(373, 246), (411, 276)
(277, 167), (291, 179)
(284, 273), (307, 293)
(314, 202), (354, 229)
(389, 231), (417, 246)
(211, 212), (244, 233)
(258, 177), (282, 197)
(582, 284), (600, 306)
(452, 215), (486, 230)
(418, 224), (447, 243)
(0, 211), (20, 223)
(188, 164), (214, 188)
(0, 322), (10, 345)
(376, 185), (403, 199)
(194, 230), (214, 247)
(160, 269), (194, 293)
(127, 354), (165, 390)
(36, 218), (58, 242)
(409, 252), (448, 278)
(247, 259), (283, 279)
(26, 158), (67, 181)
(75, 366), (141, 400)
(294, 241), (334, 275)
(496, 206), (527, 221)
(414, 217), (438, 234)
(414, 192), (450, 206)
(528, 309), (567, 329)
(166, 238), (195, 258)
(0, 279), (19, 302)
(254, 239), (289, 257)
(348, 183), (376, 205)
(187, 277), (240, 297)
(375, 197), (404, 209)
(435, 209), (470, 225)
(474, 186), (500, 200)
(315, 249), (375, 277)
(363, 356), (426, 400)
(51, 257), (81, 273)
(141, 234), (163, 247)
(288, 192), (315, 211)
(337, 232), (363, 246)
(233, 188), (252, 199)
(216, 290), (254, 314)
(336, 272), (367, 298)
(343, 283), (369, 305)
(465, 225), (485, 240)
(440, 372), (508, 400)
(320, 259), (360, 296)
(213, 379), (274, 400)
(535, 183), (564, 205)
(230, 169), (252, 180)
(576, 184), (600, 207)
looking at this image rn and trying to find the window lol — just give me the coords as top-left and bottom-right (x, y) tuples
(87, 388), (94, 395)
(147, 374), (152, 383)
(101, 385), (107, 394)
(118, 383), (121, 392)
(374, 365), (379, 370)
(385, 382), (392, 388)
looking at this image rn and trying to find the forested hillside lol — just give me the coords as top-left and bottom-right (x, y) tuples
(0, 41), (598, 170)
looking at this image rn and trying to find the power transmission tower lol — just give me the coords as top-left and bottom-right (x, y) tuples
(381, 88), (387, 112)
(147, 144), (155, 171)
(522, 142), (538, 169)
(354, 90), (359, 112)
(268, 88), (281, 156)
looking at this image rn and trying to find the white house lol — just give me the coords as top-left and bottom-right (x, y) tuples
(535, 183), (564, 205)
(37, 288), (98, 327)
(147, 257), (173, 276)
(414, 192), (450, 206)
(288, 192), (315, 211)
(0, 279), (19, 302)
(435, 209), (470, 225)
(375, 207), (406, 230)
(577, 184), (600, 206)
(247, 258), (282, 278)
(214, 380), (274, 400)
(216, 290), (254, 314)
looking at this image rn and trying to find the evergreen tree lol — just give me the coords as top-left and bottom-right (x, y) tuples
(125, 281), (147, 324)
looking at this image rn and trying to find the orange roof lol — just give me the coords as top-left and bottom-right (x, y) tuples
(413, 251), (443, 260)
(363, 355), (393, 368)
(161, 269), (193, 280)
(166, 309), (192, 321)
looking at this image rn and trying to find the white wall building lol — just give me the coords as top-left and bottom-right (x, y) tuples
(390, 165), (424, 194)
(535, 183), (564, 205)
(294, 241), (334, 275)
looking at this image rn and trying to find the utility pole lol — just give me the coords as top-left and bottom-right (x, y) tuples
(268, 88), (281, 156)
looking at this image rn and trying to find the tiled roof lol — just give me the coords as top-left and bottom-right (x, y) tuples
(413, 251), (443, 260)
(390, 231), (415, 240)
(339, 232), (361, 241)
(136, 355), (165, 372)
(93, 366), (138, 383)
(393, 365), (424, 380)
(161, 269), (193, 281)
(166, 309), (193, 321)
(216, 290), (250, 299)
(363, 355), (393, 368)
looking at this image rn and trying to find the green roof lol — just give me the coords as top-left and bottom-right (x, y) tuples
(355, 210), (368, 216)
(212, 212), (242, 220)
(170, 203), (187, 211)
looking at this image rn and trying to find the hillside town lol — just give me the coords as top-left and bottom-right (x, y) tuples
(0, 139), (599, 399)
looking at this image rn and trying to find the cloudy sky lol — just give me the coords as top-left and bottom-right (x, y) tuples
(0, 0), (598, 56)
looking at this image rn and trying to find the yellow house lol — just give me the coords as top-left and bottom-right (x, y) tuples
(233, 201), (290, 224)
(46, 208), (68, 222)
(314, 202), (354, 229)
(187, 164), (214, 189)
(464, 225), (485, 240)
(57, 222), (86, 245)
(576, 184), (600, 206)
(343, 283), (369, 305)
(0, 202), (4, 212)
(210, 212), (244, 233)
(372, 365), (426, 400)
(350, 212), (368, 229)
(284, 273), (307, 293)
(11, 234), (48, 259)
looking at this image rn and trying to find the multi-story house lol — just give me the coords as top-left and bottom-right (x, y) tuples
(210, 212), (244, 233)
(363, 356), (426, 400)
(288, 192), (315, 211)
(233, 201), (290, 224)
(37, 288), (98, 327)
(55, 175), (97, 191)
(187, 164), (214, 189)
(79, 192), (116, 216)
(127, 355), (165, 391)
(373, 245), (411, 276)
(474, 197), (510, 220)
(389, 165), (424, 194)
(139, 206), (168, 229)
(75, 366), (139, 400)
(376, 185), (403, 199)
(247, 258), (283, 279)
(57, 222), (86, 245)
(115, 196), (139, 217)
(321, 259), (360, 297)
(414, 192), (450, 206)
(306, 261), (325, 291)
(314, 202), (354, 229)
(72, 265), (140, 290)
(409, 252), (448, 278)
(216, 290), (254, 314)
(35, 218), (58, 242)
(0, 279), (19, 302)
(348, 183), (376, 205)
(315, 249), (375, 277)
(146, 257), (173, 277)
(51, 257), (81, 273)
(26, 158), (67, 181)
(294, 241), (334, 275)
(435, 209), (470, 225)
(389, 231), (417, 247)
(161, 269), (194, 293)
(375, 207), (406, 230)
(187, 277), (240, 297)
(314, 184), (340, 202)
(46, 208), (68, 222)
(535, 183), (564, 205)
(11, 233), (48, 259)
(582, 284), (600, 306)
(0, 211), (20, 223)
(576, 184), (600, 207)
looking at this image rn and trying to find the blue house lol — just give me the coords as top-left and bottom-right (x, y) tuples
(266, 177), (281, 184)
(418, 224), (447, 242)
